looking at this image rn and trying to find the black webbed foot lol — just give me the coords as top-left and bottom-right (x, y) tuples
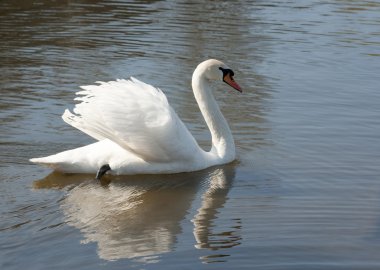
(95, 164), (111, 180)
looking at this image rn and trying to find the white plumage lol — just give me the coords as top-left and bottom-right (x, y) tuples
(30, 59), (242, 176)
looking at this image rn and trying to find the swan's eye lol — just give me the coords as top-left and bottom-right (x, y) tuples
(219, 67), (234, 77)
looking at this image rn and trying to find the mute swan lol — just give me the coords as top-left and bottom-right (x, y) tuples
(30, 59), (242, 178)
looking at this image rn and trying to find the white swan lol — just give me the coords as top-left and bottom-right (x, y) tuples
(30, 59), (242, 178)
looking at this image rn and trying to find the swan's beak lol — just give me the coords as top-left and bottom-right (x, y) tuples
(223, 73), (242, 93)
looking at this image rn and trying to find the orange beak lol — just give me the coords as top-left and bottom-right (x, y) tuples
(223, 73), (242, 92)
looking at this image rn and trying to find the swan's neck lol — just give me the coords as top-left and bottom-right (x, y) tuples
(192, 69), (235, 162)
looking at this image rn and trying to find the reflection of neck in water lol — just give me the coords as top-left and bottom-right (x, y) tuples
(33, 165), (237, 262)
(192, 166), (241, 253)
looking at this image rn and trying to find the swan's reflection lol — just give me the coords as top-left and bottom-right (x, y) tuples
(192, 167), (241, 248)
(33, 164), (239, 262)
(192, 165), (242, 264)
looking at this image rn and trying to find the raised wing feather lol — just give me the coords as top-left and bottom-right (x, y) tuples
(62, 77), (200, 162)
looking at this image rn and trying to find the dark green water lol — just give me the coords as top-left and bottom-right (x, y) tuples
(1, 0), (380, 269)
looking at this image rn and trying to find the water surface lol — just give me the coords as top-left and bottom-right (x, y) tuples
(1, 0), (380, 269)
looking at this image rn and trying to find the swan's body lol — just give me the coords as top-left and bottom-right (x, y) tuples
(30, 59), (242, 176)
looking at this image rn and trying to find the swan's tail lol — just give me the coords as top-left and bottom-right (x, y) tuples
(29, 146), (89, 172)
(30, 155), (68, 171)
(30, 155), (96, 173)
(29, 141), (113, 174)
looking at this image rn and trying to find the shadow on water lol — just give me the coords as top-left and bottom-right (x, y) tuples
(33, 164), (240, 262)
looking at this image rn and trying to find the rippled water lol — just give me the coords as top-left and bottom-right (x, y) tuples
(1, 0), (380, 269)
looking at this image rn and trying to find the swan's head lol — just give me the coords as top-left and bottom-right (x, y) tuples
(198, 59), (242, 92)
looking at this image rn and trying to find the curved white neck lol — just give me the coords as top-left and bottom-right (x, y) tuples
(192, 68), (235, 162)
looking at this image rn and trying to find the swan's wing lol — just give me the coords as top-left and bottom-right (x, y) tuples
(62, 77), (200, 162)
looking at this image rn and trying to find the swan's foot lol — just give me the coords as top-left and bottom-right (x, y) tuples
(95, 164), (111, 180)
